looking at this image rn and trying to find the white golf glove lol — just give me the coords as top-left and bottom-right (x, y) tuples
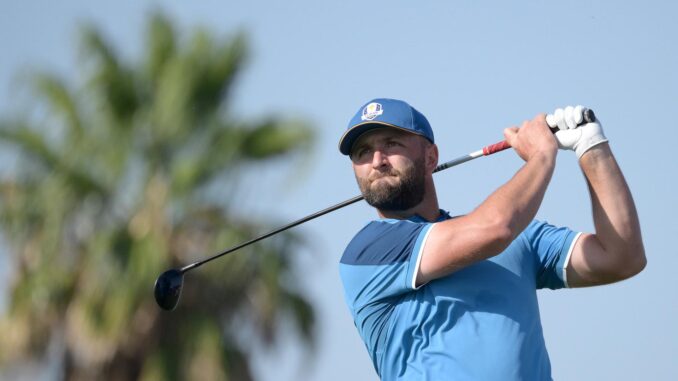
(546, 105), (608, 158)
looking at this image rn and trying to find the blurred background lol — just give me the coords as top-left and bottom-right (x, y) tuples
(0, 1), (676, 380)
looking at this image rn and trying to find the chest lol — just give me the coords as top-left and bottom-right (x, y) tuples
(419, 243), (538, 316)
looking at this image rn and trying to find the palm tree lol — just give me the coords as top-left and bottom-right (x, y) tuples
(0, 12), (315, 381)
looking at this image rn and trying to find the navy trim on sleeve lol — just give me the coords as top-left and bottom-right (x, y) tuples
(340, 220), (428, 266)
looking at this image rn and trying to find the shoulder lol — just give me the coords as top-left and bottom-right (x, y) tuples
(524, 219), (547, 234)
(341, 219), (431, 266)
(519, 219), (580, 264)
(520, 219), (573, 243)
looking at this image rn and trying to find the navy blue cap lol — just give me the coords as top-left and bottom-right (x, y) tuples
(339, 98), (434, 155)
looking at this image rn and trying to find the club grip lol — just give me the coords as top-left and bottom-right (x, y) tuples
(482, 140), (511, 155)
(547, 108), (596, 133)
(583, 108), (596, 123)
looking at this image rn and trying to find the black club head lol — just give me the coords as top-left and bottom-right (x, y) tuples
(154, 269), (184, 311)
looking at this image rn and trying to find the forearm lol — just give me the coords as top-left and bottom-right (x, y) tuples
(579, 144), (645, 270)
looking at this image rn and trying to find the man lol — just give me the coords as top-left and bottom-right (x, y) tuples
(338, 98), (645, 380)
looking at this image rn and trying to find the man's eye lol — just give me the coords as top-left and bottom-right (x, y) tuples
(354, 148), (370, 159)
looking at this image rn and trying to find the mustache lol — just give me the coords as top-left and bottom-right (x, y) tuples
(369, 169), (400, 182)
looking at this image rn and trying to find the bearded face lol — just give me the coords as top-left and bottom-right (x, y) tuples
(356, 155), (426, 211)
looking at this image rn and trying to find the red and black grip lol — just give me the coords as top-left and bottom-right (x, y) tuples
(482, 141), (511, 155)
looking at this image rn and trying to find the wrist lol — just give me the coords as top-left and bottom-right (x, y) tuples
(575, 136), (609, 158)
(578, 141), (612, 165)
(529, 149), (557, 165)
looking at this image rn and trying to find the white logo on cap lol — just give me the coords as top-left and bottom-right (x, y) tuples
(361, 102), (383, 121)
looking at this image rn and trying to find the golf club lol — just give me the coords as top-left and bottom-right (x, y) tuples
(154, 109), (596, 311)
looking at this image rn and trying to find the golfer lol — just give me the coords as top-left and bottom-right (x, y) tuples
(338, 98), (645, 380)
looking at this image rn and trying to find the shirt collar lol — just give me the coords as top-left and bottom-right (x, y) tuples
(407, 209), (451, 223)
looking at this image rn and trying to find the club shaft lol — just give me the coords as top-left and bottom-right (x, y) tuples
(181, 193), (365, 272)
(180, 140), (511, 273)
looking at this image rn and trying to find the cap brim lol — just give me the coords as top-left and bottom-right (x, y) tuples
(338, 121), (426, 156)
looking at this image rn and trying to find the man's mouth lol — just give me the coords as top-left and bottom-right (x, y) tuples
(370, 171), (398, 181)
(370, 174), (398, 186)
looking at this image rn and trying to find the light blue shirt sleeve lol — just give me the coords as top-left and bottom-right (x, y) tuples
(523, 220), (581, 289)
(340, 220), (434, 307)
(339, 219), (434, 370)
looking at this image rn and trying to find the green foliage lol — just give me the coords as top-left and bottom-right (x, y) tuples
(0, 12), (315, 380)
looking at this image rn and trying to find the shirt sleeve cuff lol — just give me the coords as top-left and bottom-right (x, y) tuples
(562, 232), (583, 288)
(407, 223), (436, 290)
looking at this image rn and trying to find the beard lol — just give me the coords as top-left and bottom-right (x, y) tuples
(356, 156), (426, 211)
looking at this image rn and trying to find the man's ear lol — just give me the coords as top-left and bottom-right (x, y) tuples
(426, 143), (439, 172)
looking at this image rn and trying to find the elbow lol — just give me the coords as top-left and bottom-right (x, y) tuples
(622, 239), (647, 279)
(624, 248), (647, 278)
(484, 220), (515, 256)
(472, 210), (524, 257)
(496, 225), (515, 251)
(610, 246), (647, 282)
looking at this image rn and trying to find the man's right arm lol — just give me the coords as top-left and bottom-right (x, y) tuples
(417, 114), (557, 286)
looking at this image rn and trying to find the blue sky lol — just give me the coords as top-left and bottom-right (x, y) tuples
(1, 1), (676, 380)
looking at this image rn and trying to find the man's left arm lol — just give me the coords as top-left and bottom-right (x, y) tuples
(566, 143), (646, 287)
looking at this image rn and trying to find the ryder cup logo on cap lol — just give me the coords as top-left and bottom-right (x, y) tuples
(361, 102), (383, 121)
(338, 98), (435, 155)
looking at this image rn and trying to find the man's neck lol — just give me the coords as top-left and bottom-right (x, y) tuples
(377, 181), (440, 222)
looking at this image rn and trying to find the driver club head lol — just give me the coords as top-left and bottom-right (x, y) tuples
(154, 269), (184, 311)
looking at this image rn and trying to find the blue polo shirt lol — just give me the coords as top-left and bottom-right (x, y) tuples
(339, 211), (580, 381)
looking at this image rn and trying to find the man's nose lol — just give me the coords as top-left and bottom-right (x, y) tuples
(371, 149), (388, 168)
